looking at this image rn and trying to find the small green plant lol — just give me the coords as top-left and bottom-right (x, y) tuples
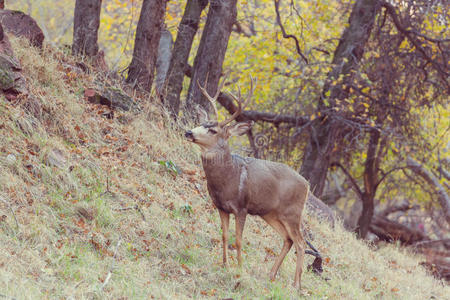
(158, 160), (181, 176)
(169, 205), (193, 220)
(269, 281), (291, 300)
(180, 204), (193, 215)
(176, 247), (194, 266)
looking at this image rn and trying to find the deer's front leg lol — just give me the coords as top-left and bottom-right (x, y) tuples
(235, 212), (247, 267)
(218, 209), (230, 267)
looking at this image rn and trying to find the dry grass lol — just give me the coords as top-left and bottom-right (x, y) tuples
(0, 38), (448, 299)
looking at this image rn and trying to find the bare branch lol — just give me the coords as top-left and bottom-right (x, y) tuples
(437, 165), (450, 181)
(370, 215), (427, 245)
(217, 92), (309, 126)
(413, 239), (450, 249)
(183, 65), (309, 126)
(330, 162), (363, 197)
(379, 202), (419, 217)
(274, 0), (308, 64)
(375, 166), (406, 189)
(381, 1), (449, 89)
(101, 237), (122, 290)
(232, 21), (253, 37)
(407, 157), (450, 225)
(113, 204), (145, 221)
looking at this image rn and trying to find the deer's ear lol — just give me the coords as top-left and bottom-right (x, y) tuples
(226, 121), (254, 137)
(196, 107), (209, 123)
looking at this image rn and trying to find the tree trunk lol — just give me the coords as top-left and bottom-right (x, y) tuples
(185, 0), (238, 120)
(155, 27), (173, 95)
(300, 121), (338, 197)
(300, 0), (381, 197)
(356, 129), (380, 238)
(72, 0), (102, 57)
(358, 192), (375, 238)
(370, 215), (427, 245)
(126, 0), (167, 92)
(164, 0), (208, 118)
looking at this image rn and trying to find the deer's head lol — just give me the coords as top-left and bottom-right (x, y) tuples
(185, 75), (255, 153)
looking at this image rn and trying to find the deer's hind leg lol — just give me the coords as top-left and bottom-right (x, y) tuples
(282, 220), (305, 289)
(218, 209), (230, 267)
(262, 214), (293, 280)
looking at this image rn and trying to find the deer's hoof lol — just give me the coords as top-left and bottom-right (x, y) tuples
(269, 273), (276, 281)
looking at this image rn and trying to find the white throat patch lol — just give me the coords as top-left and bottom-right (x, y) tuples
(238, 166), (248, 197)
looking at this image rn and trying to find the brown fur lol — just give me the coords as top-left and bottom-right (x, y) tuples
(186, 76), (310, 288)
(186, 121), (309, 288)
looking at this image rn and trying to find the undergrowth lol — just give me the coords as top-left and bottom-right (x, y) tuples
(0, 38), (448, 299)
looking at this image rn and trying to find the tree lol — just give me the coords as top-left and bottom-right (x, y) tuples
(164, 0), (208, 118)
(332, 130), (387, 238)
(327, 0), (449, 238)
(185, 0), (238, 119)
(72, 0), (102, 57)
(299, 0), (381, 198)
(126, 0), (167, 92)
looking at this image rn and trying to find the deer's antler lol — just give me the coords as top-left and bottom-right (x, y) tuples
(197, 73), (228, 121)
(197, 74), (255, 127)
(220, 76), (255, 127)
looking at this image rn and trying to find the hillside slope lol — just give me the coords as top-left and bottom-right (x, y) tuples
(0, 38), (448, 299)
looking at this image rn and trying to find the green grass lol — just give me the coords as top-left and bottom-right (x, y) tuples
(0, 37), (448, 299)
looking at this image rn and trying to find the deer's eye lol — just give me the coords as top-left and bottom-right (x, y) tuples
(208, 129), (217, 134)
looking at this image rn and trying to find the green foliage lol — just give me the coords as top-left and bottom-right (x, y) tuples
(159, 160), (181, 176)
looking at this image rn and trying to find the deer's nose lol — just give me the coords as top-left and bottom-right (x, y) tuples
(185, 130), (193, 138)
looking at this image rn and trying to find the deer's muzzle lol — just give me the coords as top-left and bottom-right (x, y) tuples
(185, 130), (194, 141)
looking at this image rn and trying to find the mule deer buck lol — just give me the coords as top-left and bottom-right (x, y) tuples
(185, 76), (320, 288)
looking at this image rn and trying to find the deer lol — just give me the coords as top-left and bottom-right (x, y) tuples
(184, 75), (320, 289)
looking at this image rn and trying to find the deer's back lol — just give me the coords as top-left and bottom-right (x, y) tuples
(244, 158), (309, 217)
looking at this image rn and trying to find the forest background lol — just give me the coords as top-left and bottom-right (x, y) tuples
(4, 0), (450, 285)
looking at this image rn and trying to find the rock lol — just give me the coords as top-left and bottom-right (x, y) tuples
(0, 64), (13, 90)
(84, 87), (137, 111)
(0, 53), (25, 91)
(46, 149), (66, 169)
(0, 23), (13, 56)
(0, 23), (27, 98)
(5, 153), (16, 164)
(102, 87), (137, 111)
(306, 193), (336, 227)
(0, 10), (44, 48)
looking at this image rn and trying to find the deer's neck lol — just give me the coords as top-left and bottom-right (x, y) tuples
(201, 143), (240, 182)
(201, 143), (249, 214)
